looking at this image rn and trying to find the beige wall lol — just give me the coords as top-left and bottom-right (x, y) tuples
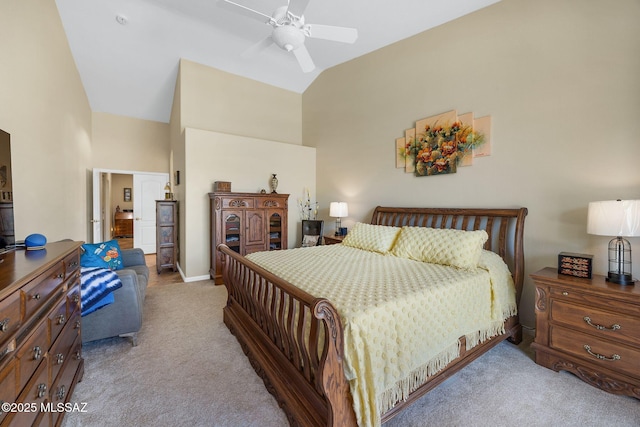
(179, 59), (303, 145)
(0, 0), (92, 242)
(303, 0), (640, 327)
(172, 60), (309, 278)
(92, 112), (170, 172)
(183, 128), (316, 278)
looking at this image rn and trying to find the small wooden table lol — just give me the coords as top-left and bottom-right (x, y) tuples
(323, 234), (344, 245)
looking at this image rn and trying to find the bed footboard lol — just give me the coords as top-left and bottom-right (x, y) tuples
(219, 244), (357, 427)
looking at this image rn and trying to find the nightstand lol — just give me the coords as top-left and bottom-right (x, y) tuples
(530, 267), (640, 399)
(323, 235), (344, 245)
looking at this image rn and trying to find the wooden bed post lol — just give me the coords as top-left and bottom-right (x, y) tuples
(314, 299), (358, 427)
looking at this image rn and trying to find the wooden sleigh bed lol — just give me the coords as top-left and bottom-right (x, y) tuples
(218, 206), (528, 426)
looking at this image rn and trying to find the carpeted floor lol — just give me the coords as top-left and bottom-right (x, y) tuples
(63, 281), (639, 427)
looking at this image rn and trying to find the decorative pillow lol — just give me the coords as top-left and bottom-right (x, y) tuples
(391, 226), (488, 269)
(341, 222), (401, 254)
(81, 240), (124, 270)
(301, 235), (320, 247)
(80, 267), (123, 316)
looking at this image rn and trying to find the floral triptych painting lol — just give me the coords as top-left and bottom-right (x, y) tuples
(395, 110), (491, 177)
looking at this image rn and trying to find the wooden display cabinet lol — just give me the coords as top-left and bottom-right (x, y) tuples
(209, 192), (288, 284)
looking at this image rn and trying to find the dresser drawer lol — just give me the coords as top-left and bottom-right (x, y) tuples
(0, 292), (21, 351)
(66, 281), (81, 316)
(551, 300), (640, 347)
(48, 298), (68, 345)
(50, 310), (80, 384)
(50, 335), (82, 427)
(63, 252), (80, 280)
(16, 320), (48, 391)
(21, 264), (65, 319)
(10, 358), (48, 427)
(550, 325), (640, 378)
(0, 360), (17, 424)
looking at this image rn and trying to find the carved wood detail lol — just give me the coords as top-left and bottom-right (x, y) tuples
(552, 359), (640, 398)
(535, 286), (547, 312)
(229, 199), (248, 207)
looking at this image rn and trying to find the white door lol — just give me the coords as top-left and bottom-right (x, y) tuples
(91, 170), (107, 243)
(133, 173), (168, 254)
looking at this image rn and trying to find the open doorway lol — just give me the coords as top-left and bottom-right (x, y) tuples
(110, 173), (134, 249)
(92, 169), (169, 254)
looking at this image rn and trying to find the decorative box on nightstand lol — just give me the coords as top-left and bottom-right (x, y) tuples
(530, 267), (640, 399)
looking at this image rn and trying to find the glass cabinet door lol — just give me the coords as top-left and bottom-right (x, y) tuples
(224, 213), (241, 253)
(269, 213), (282, 250)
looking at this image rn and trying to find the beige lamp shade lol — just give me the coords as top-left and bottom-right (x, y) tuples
(329, 202), (348, 218)
(587, 200), (640, 237)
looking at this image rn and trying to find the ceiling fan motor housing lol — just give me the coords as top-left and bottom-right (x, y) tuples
(272, 25), (305, 51)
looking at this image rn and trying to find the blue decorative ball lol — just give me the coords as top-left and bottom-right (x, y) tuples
(25, 233), (47, 249)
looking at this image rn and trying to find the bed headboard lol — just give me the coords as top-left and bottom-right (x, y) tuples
(370, 206), (528, 304)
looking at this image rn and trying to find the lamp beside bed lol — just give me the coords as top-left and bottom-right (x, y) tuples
(329, 202), (348, 236)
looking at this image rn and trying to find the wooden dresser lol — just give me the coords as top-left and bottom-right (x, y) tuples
(209, 192), (288, 284)
(113, 211), (133, 238)
(530, 267), (640, 399)
(156, 200), (178, 274)
(0, 241), (84, 426)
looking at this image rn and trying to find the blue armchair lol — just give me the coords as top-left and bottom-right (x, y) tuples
(82, 248), (149, 346)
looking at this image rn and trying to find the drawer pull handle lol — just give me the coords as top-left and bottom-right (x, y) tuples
(75, 320), (81, 329)
(583, 316), (621, 331)
(56, 273), (64, 279)
(56, 385), (66, 400)
(583, 344), (620, 362)
(33, 346), (42, 360)
(31, 293), (41, 300)
(56, 353), (65, 364)
(37, 383), (47, 398)
(0, 318), (9, 332)
(72, 294), (80, 303)
(562, 291), (569, 296)
(57, 314), (66, 325)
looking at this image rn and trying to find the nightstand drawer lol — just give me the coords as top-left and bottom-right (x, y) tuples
(551, 300), (640, 347)
(550, 325), (640, 378)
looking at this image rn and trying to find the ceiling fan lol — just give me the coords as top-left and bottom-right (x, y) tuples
(219, 0), (358, 73)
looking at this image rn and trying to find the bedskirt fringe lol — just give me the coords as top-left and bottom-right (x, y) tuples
(377, 340), (461, 415)
(378, 316), (513, 416)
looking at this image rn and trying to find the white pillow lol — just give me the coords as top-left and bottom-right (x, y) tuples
(341, 222), (401, 254)
(391, 226), (488, 269)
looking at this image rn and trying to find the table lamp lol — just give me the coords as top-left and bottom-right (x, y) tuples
(329, 202), (348, 236)
(587, 199), (640, 285)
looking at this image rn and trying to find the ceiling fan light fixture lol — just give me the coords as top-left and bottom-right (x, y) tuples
(272, 25), (305, 52)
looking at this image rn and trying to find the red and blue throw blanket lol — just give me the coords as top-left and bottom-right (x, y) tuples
(81, 267), (123, 316)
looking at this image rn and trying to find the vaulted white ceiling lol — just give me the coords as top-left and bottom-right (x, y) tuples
(55, 0), (500, 123)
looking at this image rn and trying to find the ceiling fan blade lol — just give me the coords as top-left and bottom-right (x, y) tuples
(218, 0), (271, 24)
(306, 24), (358, 44)
(292, 45), (315, 73)
(286, 0), (311, 19)
(241, 37), (274, 59)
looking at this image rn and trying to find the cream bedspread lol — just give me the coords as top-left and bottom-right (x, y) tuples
(246, 245), (516, 427)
